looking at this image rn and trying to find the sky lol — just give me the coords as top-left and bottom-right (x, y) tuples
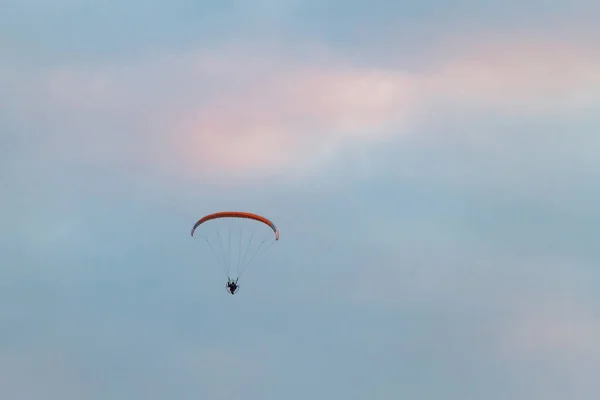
(1, 0), (600, 399)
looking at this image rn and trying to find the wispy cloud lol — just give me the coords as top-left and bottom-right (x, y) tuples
(3, 32), (599, 182)
(504, 308), (600, 359)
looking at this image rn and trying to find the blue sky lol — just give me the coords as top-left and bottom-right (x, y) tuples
(2, 1), (600, 399)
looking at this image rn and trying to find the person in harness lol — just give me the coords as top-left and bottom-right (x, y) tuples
(226, 278), (239, 295)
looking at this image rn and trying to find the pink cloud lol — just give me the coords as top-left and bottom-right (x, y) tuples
(423, 36), (600, 112)
(172, 67), (417, 177)
(4, 33), (600, 180)
(496, 297), (600, 400)
(493, 258), (600, 365)
(159, 38), (600, 179)
(502, 306), (600, 358)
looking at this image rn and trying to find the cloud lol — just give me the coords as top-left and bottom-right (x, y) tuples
(494, 292), (600, 400)
(150, 37), (600, 180)
(425, 34), (600, 112)
(3, 32), (599, 182)
(172, 66), (417, 177)
(486, 257), (600, 360)
(504, 310), (600, 359)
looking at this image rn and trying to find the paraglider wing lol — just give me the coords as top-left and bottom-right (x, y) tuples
(191, 211), (279, 240)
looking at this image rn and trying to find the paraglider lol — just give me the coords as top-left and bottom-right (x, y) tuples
(191, 211), (279, 294)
